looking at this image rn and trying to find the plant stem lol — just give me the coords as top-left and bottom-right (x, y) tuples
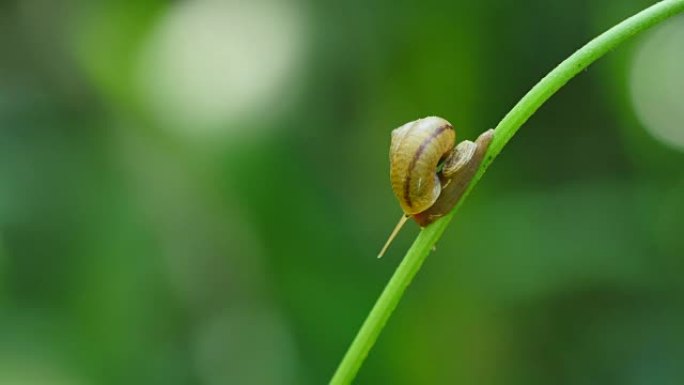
(330, 1), (684, 384)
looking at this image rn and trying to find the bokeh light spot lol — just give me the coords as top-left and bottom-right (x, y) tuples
(137, 0), (304, 138)
(193, 307), (298, 385)
(629, 16), (684, 151)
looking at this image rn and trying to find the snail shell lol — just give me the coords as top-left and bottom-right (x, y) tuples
(379, 117), (494, 258)
(389, 117), (455, 214)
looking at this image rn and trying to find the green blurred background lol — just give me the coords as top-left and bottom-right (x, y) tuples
(1, 0), (684, 384)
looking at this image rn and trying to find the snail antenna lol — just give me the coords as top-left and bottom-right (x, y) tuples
(377, 214), (410, 259)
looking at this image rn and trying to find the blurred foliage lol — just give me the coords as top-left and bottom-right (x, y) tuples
(1, 0), (683, 384)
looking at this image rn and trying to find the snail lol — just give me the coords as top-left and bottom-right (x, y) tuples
(378, 117), (494, 258)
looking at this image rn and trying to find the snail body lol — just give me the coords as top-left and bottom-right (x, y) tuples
(378, 116), (494, 258)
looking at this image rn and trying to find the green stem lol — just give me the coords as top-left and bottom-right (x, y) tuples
(330, 1), (684, 384)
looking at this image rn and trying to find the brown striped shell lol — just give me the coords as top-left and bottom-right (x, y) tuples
(389, 117), (455, 214)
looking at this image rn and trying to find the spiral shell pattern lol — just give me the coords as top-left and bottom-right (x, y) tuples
(389, 117), (455, 214)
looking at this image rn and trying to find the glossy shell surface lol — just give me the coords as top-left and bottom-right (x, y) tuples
(389, 117), (455, 214)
